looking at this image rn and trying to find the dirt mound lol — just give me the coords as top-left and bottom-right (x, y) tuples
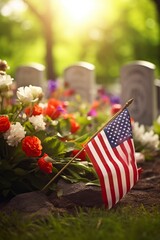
(117, 159), (160, 209)
(1, 159), (160, 216)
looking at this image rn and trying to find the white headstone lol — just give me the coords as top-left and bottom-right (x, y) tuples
(155, 79), (160, 115)
(120, 61), (157, 125)
(63, 62), (96, 103)
(15, 63), (46, 88)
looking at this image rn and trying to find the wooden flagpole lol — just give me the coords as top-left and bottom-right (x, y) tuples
(41, 98), (133, 192)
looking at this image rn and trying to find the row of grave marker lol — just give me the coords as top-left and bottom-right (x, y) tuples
(15, 61), (160, 126)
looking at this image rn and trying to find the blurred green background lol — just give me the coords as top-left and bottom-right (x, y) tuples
(0, 0), (159, 84)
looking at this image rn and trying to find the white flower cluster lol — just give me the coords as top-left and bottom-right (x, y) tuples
(17, 85), (43, 105)
(1, 85), (46, 147)
(3, 122), (26, 147)
(29, 114), (46, 131)
(0, 74), (13, 90)
(132, 122), (160, 150)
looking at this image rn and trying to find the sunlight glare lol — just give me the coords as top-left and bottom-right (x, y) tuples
(1, 0), (26, 16)
(59, 0), (98, 24)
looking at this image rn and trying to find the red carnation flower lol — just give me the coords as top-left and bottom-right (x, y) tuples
(63, 114), (80, 134)
(0, 115), (11, 133)
(44, 104), (61, 119)
(71, 149), (87, 161)
(111, 104), (122, 116)
(70, 118), (80, 133)
(37, 153), (53, 174)
(22, 136), (42, 157)
(43, 98), (65, 120)
(25, 104), (43, 116)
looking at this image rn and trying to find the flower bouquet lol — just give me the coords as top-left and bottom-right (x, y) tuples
(0, 60), (101, 200)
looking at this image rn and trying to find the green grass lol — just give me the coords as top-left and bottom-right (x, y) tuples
(0, 206), (160, 240)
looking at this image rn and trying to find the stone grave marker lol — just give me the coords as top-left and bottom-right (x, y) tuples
(63, 62), (96, 103)
(155, 79), (160, 115)
(120, 61), (157, 125)
(15, 63), (46, 88)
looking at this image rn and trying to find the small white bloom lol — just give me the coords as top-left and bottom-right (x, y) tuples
(16, 85), (43, 105)
(132, 122), (145, 143)
(0, 74), (13, 89)
(17, 86), (34, 104)
(132, 121), (159, 150)
(29, 85), (43, 100)
(142, 130), (159, 150)
(3, 122), (26, 147)
(29, 114), (46, 131)
(39, 102), (47, 109)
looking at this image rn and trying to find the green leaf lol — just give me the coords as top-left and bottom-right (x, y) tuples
(61, 175), (79, 183)
(57, 118), (71, 137)
(86, 179), (100, 187)
(42, 136), (66, 156)
(74, 133), (90, 144)
(153, 122), (160, 136)
(14, 168), (27, 176)
(23, 121), (35, 134)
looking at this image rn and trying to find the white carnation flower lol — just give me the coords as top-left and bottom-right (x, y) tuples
(3, 122), (26, 147)
(142, 130), (159, 150)
(17, 85), (43, 105)
(17, 86), (34, 104)
(29, 114), (46, 131)
(29, 85), (43, 100)
(132, 122), (145, 143)
(132, 121), (159, 150)
(0, 74), (13, 90)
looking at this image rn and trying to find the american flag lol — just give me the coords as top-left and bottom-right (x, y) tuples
(85, 108), (141, 209)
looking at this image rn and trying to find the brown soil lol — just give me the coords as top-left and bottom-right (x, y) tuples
(0, 159), (160, 215)
(115, 158), (160, 210)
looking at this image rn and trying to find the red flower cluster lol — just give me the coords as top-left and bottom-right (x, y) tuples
(43, 98), (65, 120)
(25, 104), (43, 116)
(22, 136), (42, 157)
(0, 115), (10, 133)
(37, 153), (53, 174)
(63, 114), (80, 134)
(22, 137), (53, 174)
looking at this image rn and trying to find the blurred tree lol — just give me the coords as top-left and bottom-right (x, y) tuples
(152, 0), (160, 15)
(0, 0), (159, 84)
(0, 0), (43, 75)
(23, 0), (55, 80)
(77, 0), (159, 83)
(152, 0), (160, 59)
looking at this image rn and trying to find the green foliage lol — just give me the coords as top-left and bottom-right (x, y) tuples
(153, 120), (160, 136)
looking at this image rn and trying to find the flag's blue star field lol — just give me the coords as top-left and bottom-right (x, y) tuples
(104, 108), (133, 148)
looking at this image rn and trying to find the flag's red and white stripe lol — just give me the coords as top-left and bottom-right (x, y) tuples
(85, 129), (139, 209)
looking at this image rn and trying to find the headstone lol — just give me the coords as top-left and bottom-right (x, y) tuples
(63, 62), (96, 103)
(155, 79), (160, 115)
(120, 61), (157, 125)
(15, 63), (46, 88)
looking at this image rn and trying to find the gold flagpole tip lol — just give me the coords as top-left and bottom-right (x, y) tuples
(125, 98), (134, 107)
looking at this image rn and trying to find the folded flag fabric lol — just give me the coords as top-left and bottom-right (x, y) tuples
(85, 108), (141, 209)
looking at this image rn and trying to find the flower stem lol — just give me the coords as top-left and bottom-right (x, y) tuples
(12, 105), (24, 122)
(0, 94), (4, 113)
